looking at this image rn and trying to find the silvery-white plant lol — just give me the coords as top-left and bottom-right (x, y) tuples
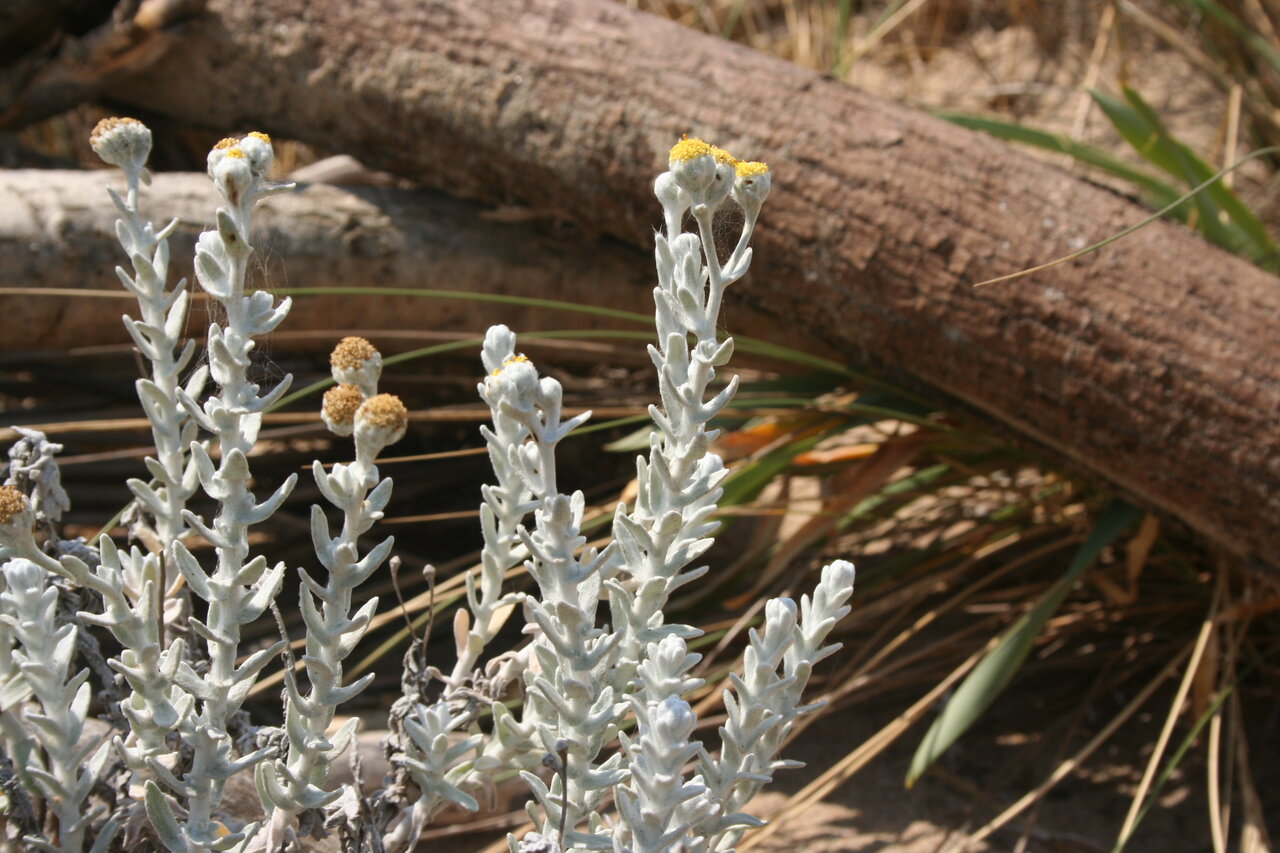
(256, 346), (408, 848)
(1, 557), (113, 853)
(91, 118), (205, 635)
(0, 122), (856, 853)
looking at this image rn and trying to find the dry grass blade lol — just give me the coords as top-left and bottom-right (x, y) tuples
(826, 531), (1084, 706)
(1209, 699), (1226, 853)
(1114, 575), (1224, 850)
(1070, 1), (1117, 138)
(1225, 588), (1273, 853)
(947, 639), (1197, 852)
(846, 0), (931, 67)
(1093, 512), (1158, 606)
(1208, 567), (1252, 853)
(1233, 690), (1273, 853)
(1224, 83), (1244, 190)
(729, 431), (933, 606)
(1, 406), (816, 442)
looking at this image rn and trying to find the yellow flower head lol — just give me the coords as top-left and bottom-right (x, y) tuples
(89, 117), (152, 170)
(321, 383), (365, 435)
(331, 336), (379, 371)
(732, 157), (772, 214)
(357, 394), (409, 432)
(670, 136), (738, 164)
(669, 137), (715, 162)
(247, 131), (271, 144)
(491, 353), (531, 377)
(214, 137), (240, 150)
(355, 394), (410, 453)
(709, 145), (737, 166)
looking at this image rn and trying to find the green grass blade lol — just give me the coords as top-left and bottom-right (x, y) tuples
(935, 111), (1183, 208)
(905, 500), (1143, 787)
(1090, 88), (1236, 249)
(831, 0), (853, 74)
(1169, 0), (1280, 74)
(976, 145), (1280, 286)
(1117, 87), (1273, 253)
(274, 285), (859, 384)
(720, 0), (750, 39)
(729, 337), (860, 379)
(275, 286), (652, 325)
(1090, 88), (1274, 261)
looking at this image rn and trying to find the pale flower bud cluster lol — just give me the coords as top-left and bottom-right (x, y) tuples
(667, 136), (736, 210)
(90, 116), (152, 177)
(330, 334), (383, 396)
(320, 337), (407, 468)
(321, 383), (365, 437)
(257, 334), (404, 848)
(484, 353), (539, 410)
(206, 132), (275, 201)
(355, 393), (410, 459)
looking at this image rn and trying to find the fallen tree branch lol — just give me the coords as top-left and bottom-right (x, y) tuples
(3, 168), (824, 353)
(5, 0), (1279, 566)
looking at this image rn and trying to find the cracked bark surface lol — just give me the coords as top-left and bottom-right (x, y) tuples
(3, 0), (1278, 567)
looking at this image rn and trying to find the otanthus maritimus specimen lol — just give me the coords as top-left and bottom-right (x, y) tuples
(0, 124), (855, 853)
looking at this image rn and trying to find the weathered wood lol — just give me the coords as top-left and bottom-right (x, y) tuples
(5, 0), (1279, 566)
(0, 0), (206, 130)
(3, 169), (823, 354)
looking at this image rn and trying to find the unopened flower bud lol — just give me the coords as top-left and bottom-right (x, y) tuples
(484, 354), (538, 411)
(238, 131), (274, 176)
(355, 394), (408, 458)
(653, 171), (691, 218)
(668, 137), (719, 195)
(90, 117), (152, 173)
(207, 137), (241, 178)
(653, 695), (697, 743)
(706, 157), (735, 210)
(732, 160), (771, 216)
(212, 147), (253, 205)
(516, 832), (561, 853)
(330, 336), (382, 397)
(321, 383), (365, 437)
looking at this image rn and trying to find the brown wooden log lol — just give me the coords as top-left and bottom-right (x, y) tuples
(2, 168), (823, 356)
(0, 0), (206, 130)
(8, 0), (1280, 566)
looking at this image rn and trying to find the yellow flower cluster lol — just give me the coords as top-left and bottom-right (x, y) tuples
(669, 136), (767, 175)
(490, 353), (531, 377)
